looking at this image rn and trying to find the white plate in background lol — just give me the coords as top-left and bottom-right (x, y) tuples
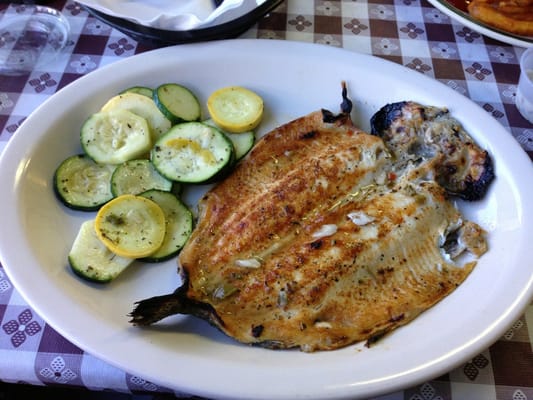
(427, 0), (533, 48)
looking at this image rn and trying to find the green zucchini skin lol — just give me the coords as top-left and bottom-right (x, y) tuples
(139, 190), (193, 263)
(54, 154), (116, 211)
(68, 220), (134, 283)
(153, 83), (202, 125)
(121, 86), (153, 98)
(151, 122), (235, 184)
(111, 159), (172, 197)
(203, 118), (255, 161)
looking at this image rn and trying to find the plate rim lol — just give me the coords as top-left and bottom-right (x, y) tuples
(0, 39), (532, 400)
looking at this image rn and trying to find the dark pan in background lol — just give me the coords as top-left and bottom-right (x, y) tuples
(82, 0), (284, 46)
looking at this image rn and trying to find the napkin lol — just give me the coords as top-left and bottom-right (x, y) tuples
(76, 0), (267, 31)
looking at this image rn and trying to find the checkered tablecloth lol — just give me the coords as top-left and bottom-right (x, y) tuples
(0, 1), (532, 399)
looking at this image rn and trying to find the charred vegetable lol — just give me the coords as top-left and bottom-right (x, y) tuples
(370, 101), (494, 201)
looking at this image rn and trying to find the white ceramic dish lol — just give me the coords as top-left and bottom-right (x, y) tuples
(0, 40), (532, 400)
(427, 0), (533, 48)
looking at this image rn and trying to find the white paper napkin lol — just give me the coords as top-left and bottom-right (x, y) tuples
(77, 0), (266, 31)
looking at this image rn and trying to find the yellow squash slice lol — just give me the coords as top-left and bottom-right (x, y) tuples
(207, 86), (264, 133)
(94, 194), (166, 258)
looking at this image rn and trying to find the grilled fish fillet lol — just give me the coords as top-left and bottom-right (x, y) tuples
(131, 92), (490, 352)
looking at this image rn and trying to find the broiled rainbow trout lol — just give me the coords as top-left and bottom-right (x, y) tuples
(130, 88), (493, 352)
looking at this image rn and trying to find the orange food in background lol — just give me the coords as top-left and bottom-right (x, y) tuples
(467, 0), (533, 36)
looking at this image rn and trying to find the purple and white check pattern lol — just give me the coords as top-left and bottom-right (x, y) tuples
(0, 0), (532, 398)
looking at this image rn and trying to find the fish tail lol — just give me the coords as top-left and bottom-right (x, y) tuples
(129, 293), (184, 326)
(340, 80), (353, 115)
(130, 286), (224, 329)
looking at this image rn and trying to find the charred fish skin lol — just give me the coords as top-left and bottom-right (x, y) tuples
(370, 101), (495, 201)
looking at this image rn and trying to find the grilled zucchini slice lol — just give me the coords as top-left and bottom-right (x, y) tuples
(139, 190), (193, 262)
(121, 86), (153, 98)
(203, 118), (255, 161)
(101, 92), (171, 141)
(111, 159), (172, 197)
(81, 109), (152, 165)
(153, 83), (201, 124)
(54, 154), (116, 211)
(68, 220), (134, 283)
(151, 121), (234, 183)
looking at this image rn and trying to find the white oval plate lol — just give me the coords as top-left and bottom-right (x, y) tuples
(427, 0), (533, 48)
(0, 40), (532, 400)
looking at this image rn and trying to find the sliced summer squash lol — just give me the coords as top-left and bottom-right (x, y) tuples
(101, 92), (172, 141)
(58, 82), (270, 284)
(139, 189), (193, 262)
(153, 83), (201, 124)
(54, 154), (116, 211)
(111, 159), (172, 197)
(203, 118), (255, 161)
(151, 121), (234, 183)
(121, 86), (153, 98)
(68, 220), (135, 283)
(207, 86), (264, 133)
(94, 194), (166, 258)
(81, 109), (152, 164)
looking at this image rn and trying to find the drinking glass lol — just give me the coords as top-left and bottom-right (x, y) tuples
(0, 2), (70, 75)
